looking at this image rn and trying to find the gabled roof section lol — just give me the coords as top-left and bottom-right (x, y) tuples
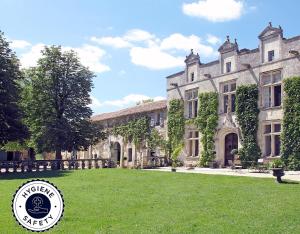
(259, 22), (283, 40)
(184, 49), (201, 65)
(218, 36), (238, 53)
(91, 100), (167, 122)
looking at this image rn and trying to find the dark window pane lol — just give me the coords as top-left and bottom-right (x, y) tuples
(223, 84), (229, 93)
(274, 124), (281, 132)
(231, 94), (236, 112)
(194, 100), (198, 117)
(274, 85), (281, 107)
(265, 125), (271, 133)
(191, 72), (194, 82)
(274, 135), (281, 156)
(156, 113), (160, 126)
(265, 135), (271, 156)
(195, 131), (199, 138)
(268, 50), (275, 62)
(128, 148), (132, 162)
(195, 140), (199, 157)
(231, 83), (236, 91)
(226, 62), (231, 73)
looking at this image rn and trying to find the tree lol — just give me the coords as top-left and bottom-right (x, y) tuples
(23, 46), (99, 159)
(0, 31), (28, 146)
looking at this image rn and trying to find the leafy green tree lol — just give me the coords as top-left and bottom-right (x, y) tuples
(0, 31), (28, 146)
(23, 46), (100, 159)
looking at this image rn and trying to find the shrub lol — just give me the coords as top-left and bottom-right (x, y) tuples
(269, 158), (284, 168)
(287, 154), (300, 171)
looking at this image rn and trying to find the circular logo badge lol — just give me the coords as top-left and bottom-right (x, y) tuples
(12, 180), (64, 232)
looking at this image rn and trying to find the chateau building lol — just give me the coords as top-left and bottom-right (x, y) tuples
(167, 23), (300, 167)
(90, 100), (167, 167)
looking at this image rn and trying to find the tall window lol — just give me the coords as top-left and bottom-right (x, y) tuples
(268, 50), (275, 62)
(186, 89), (198, 118)
(191, 72), (195, 82)
(187, 131), (199, 157)
(226, 62), (231, 73)
(222, 81), (236, 113)
(261, 70), (282, 108)
(264, 122), (281, 157)
(128, 148), (133, 162)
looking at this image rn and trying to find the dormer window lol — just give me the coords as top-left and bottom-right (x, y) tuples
(268, 50), (275, 62)
(226, 62), (231, 73)
(191, 72), (194, 82)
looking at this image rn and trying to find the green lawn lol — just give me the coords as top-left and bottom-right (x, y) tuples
(0, 169), (299, 234)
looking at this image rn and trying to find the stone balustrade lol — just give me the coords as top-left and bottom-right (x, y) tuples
(0, 159), (113, 174)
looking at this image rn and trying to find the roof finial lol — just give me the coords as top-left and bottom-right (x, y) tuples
(234, 38), (237, 44)
(191, 49), (194, 54)
(269, 22), (272, 27)
(226, 35), (230, 42)
(279, 25), (282, 30)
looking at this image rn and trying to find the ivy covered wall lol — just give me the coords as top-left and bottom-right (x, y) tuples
(281, 77), (300, 170)
(195, 92), (218, 166)
(167, 99), (185, 155)
(236, 84), (261, 166)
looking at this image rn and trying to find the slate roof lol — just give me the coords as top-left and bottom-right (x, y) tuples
(91, 100), (167, 122)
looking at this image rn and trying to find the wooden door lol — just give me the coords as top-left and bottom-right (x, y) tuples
(225, 133), (238, 166)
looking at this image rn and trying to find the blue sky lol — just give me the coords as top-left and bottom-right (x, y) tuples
(1, 0), (300, 114)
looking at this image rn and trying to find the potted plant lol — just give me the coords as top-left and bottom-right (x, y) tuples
(230, 149), (240, 165)
(270, 159), (285, 183)
(171, 144), (183, 172)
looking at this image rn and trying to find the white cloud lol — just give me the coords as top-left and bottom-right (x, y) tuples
(90, 94), (165, 109)
(130, 47), (184, 70)
(20, 43), (45, 68)
(19, 43), (110, 73)
(90, 36), (132, 48)
(65, 45), (110, 73)
(182, 0), (244, 22)
(10, 39), (31, 49)
(160, 33), (214, 57)
(91, 29), (218, 70)
(206, 34), (221, 45)
(123, 29), (156, 42)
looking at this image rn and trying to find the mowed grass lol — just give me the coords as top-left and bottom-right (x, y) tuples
(0, 169), (300, 234)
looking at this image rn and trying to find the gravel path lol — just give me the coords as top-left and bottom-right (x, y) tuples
(145, 167), (300, 182)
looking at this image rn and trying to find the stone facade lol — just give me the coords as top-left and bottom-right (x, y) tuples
(90, 100), (167, 168)
(167, 23), (300, 167)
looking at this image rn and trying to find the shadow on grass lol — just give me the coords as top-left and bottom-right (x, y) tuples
(0, 170), (73, 180)
(280, 180), (299, 185)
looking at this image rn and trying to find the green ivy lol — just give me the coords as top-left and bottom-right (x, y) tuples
(281, 77), (300, 169)
(167, 99), (185, 156)
(195, 92), (218, 167)
(112, 116), (150, 150)
(236, 84), (261, 167)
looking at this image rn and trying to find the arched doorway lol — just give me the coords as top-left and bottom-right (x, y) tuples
(224, 133), (238, 166)
(112, 142), (121, 163)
